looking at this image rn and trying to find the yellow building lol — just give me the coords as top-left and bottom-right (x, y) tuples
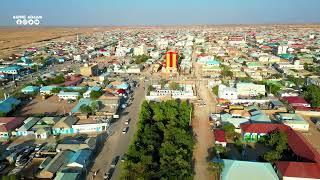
(80, 64), (99, 77)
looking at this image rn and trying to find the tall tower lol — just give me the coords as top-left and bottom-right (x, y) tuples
(165, 51), (178, 73)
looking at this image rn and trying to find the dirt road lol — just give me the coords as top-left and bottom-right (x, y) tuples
(192, 80), (218, 180)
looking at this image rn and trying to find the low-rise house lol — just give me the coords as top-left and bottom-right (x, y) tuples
(240, 123), (320, 163)
(217, 159), (278, 180)
(56, 137), (97, 152)
(276, 113), (309, 131)
(40, 86), (58, 96)
(282, 96), (311, 109)
(14, 117), (40, 136)
(83, 86), (101, 99)
(72, 122), (109, 133)
(38, 150), (75, 179)
(34, 117), (60, 139)
(21, 86), (40, 94)
(58, 91), (80, 100)
(0, 65), (24, 75)
(66, 148), (92, 169)
(54, 172), (80, 180)
(275, 161), (320, 180)
(0, 97), (21, 115)
(247, 106), (272, 123)
(236, 82), (266, 97)
(214, 130), (227, 147)
(96, 95), (120, 117)
(218, 85), (238, 100)
(52, 116), (78, 135)
(220, 111), (250, 131)
(0, 117), (25, 139)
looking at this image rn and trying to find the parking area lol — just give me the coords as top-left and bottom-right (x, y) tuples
(15, 95), (76, 116)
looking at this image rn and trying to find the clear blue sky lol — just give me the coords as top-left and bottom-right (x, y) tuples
(0, 0), (320, 26)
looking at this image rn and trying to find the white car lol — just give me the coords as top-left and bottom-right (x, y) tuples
(122, 127), (129, 134)
(124, 118), (131, 125)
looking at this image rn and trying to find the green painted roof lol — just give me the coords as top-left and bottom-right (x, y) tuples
(221, 159), (279, 180)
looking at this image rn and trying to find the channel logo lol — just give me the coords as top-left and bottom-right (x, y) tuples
(13, 15), (42, 26)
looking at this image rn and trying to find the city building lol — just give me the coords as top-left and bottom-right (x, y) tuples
(79, 64), (99, 77)
(0, 117), (25, 139)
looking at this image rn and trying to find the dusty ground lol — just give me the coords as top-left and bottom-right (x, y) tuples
(0, 27), (107, 58)
(192, 80), (218, 180)
(298, 115), (320, 151)
(15, 95), (75, 116)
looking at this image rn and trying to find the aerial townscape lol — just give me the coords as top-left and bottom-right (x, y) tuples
(1, 1), (320, 180)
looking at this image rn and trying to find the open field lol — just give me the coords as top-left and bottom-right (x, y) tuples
(0, 27), (108, 58)
(15, 95), (75, 116)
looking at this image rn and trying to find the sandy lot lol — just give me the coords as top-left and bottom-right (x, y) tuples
(0, 27), (108, 58)
(15, 95), (76, 116)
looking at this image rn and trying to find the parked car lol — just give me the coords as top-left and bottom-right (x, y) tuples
(110, 156), (120, 168)
(122, 127), (129, 134)
(103, 167), (115, 180)
(35, 143), (44, 152)
(124, 118), (131, 125)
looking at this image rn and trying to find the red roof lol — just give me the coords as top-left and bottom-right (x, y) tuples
(283, 96), (309, 105)
(276, 161), (320, 179)
(240, 123), (290, 134)
(116, 89), (126, 94)
(214, 130), (226, 143)
(241, 123), (320, 163)
(0, 117), (25, 132)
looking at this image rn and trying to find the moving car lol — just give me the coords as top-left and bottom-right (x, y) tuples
(122, 127), (129, 134)
(110, 156), (120, 168)
(103, 167), (115, 180)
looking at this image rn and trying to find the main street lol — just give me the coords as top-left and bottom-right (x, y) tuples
(87, 80), (145, 180)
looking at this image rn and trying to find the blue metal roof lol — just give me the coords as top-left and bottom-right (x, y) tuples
(40, 86), (58, 92)
(71, 98), (93, 113)
(0, 97), (21, 113)
(21, 86), (40, 93)
(69, 149), (92, 165)
(0, 65), (24, 72)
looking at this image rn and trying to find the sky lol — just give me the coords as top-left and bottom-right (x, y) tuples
(0, 0), (320, 26)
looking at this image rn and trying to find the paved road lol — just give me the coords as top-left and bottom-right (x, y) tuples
(87, 80), (145, 180)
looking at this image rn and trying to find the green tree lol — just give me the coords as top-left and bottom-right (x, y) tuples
(303, 85), (320, 107)
(134, 54), (151, 64)
(51, 87), (62, 94)
(212, 85), (219, 95)
(261, 131), (288, 162)
(90, 90), (103, 100)
(222, 124), (236, 139)
(160, 79), (167, 88)
(80, 105), (92, 115)
(169, 82), (180, 90)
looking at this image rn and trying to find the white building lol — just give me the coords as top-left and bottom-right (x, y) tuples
(218, 85), (238, 100)
(133, 44), (148, 56)
(236, 83), (266, 97)
(72, 122), (109, 133)
(58, 91), (80, 100)
(277, 45), (288, 55)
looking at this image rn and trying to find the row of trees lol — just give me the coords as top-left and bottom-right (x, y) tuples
(35, 74), (65, 86)
(121, 100), (195, 179)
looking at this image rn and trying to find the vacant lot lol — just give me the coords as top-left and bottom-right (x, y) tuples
(15, 95), (75, 116)
(0, 27), (107, 58)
